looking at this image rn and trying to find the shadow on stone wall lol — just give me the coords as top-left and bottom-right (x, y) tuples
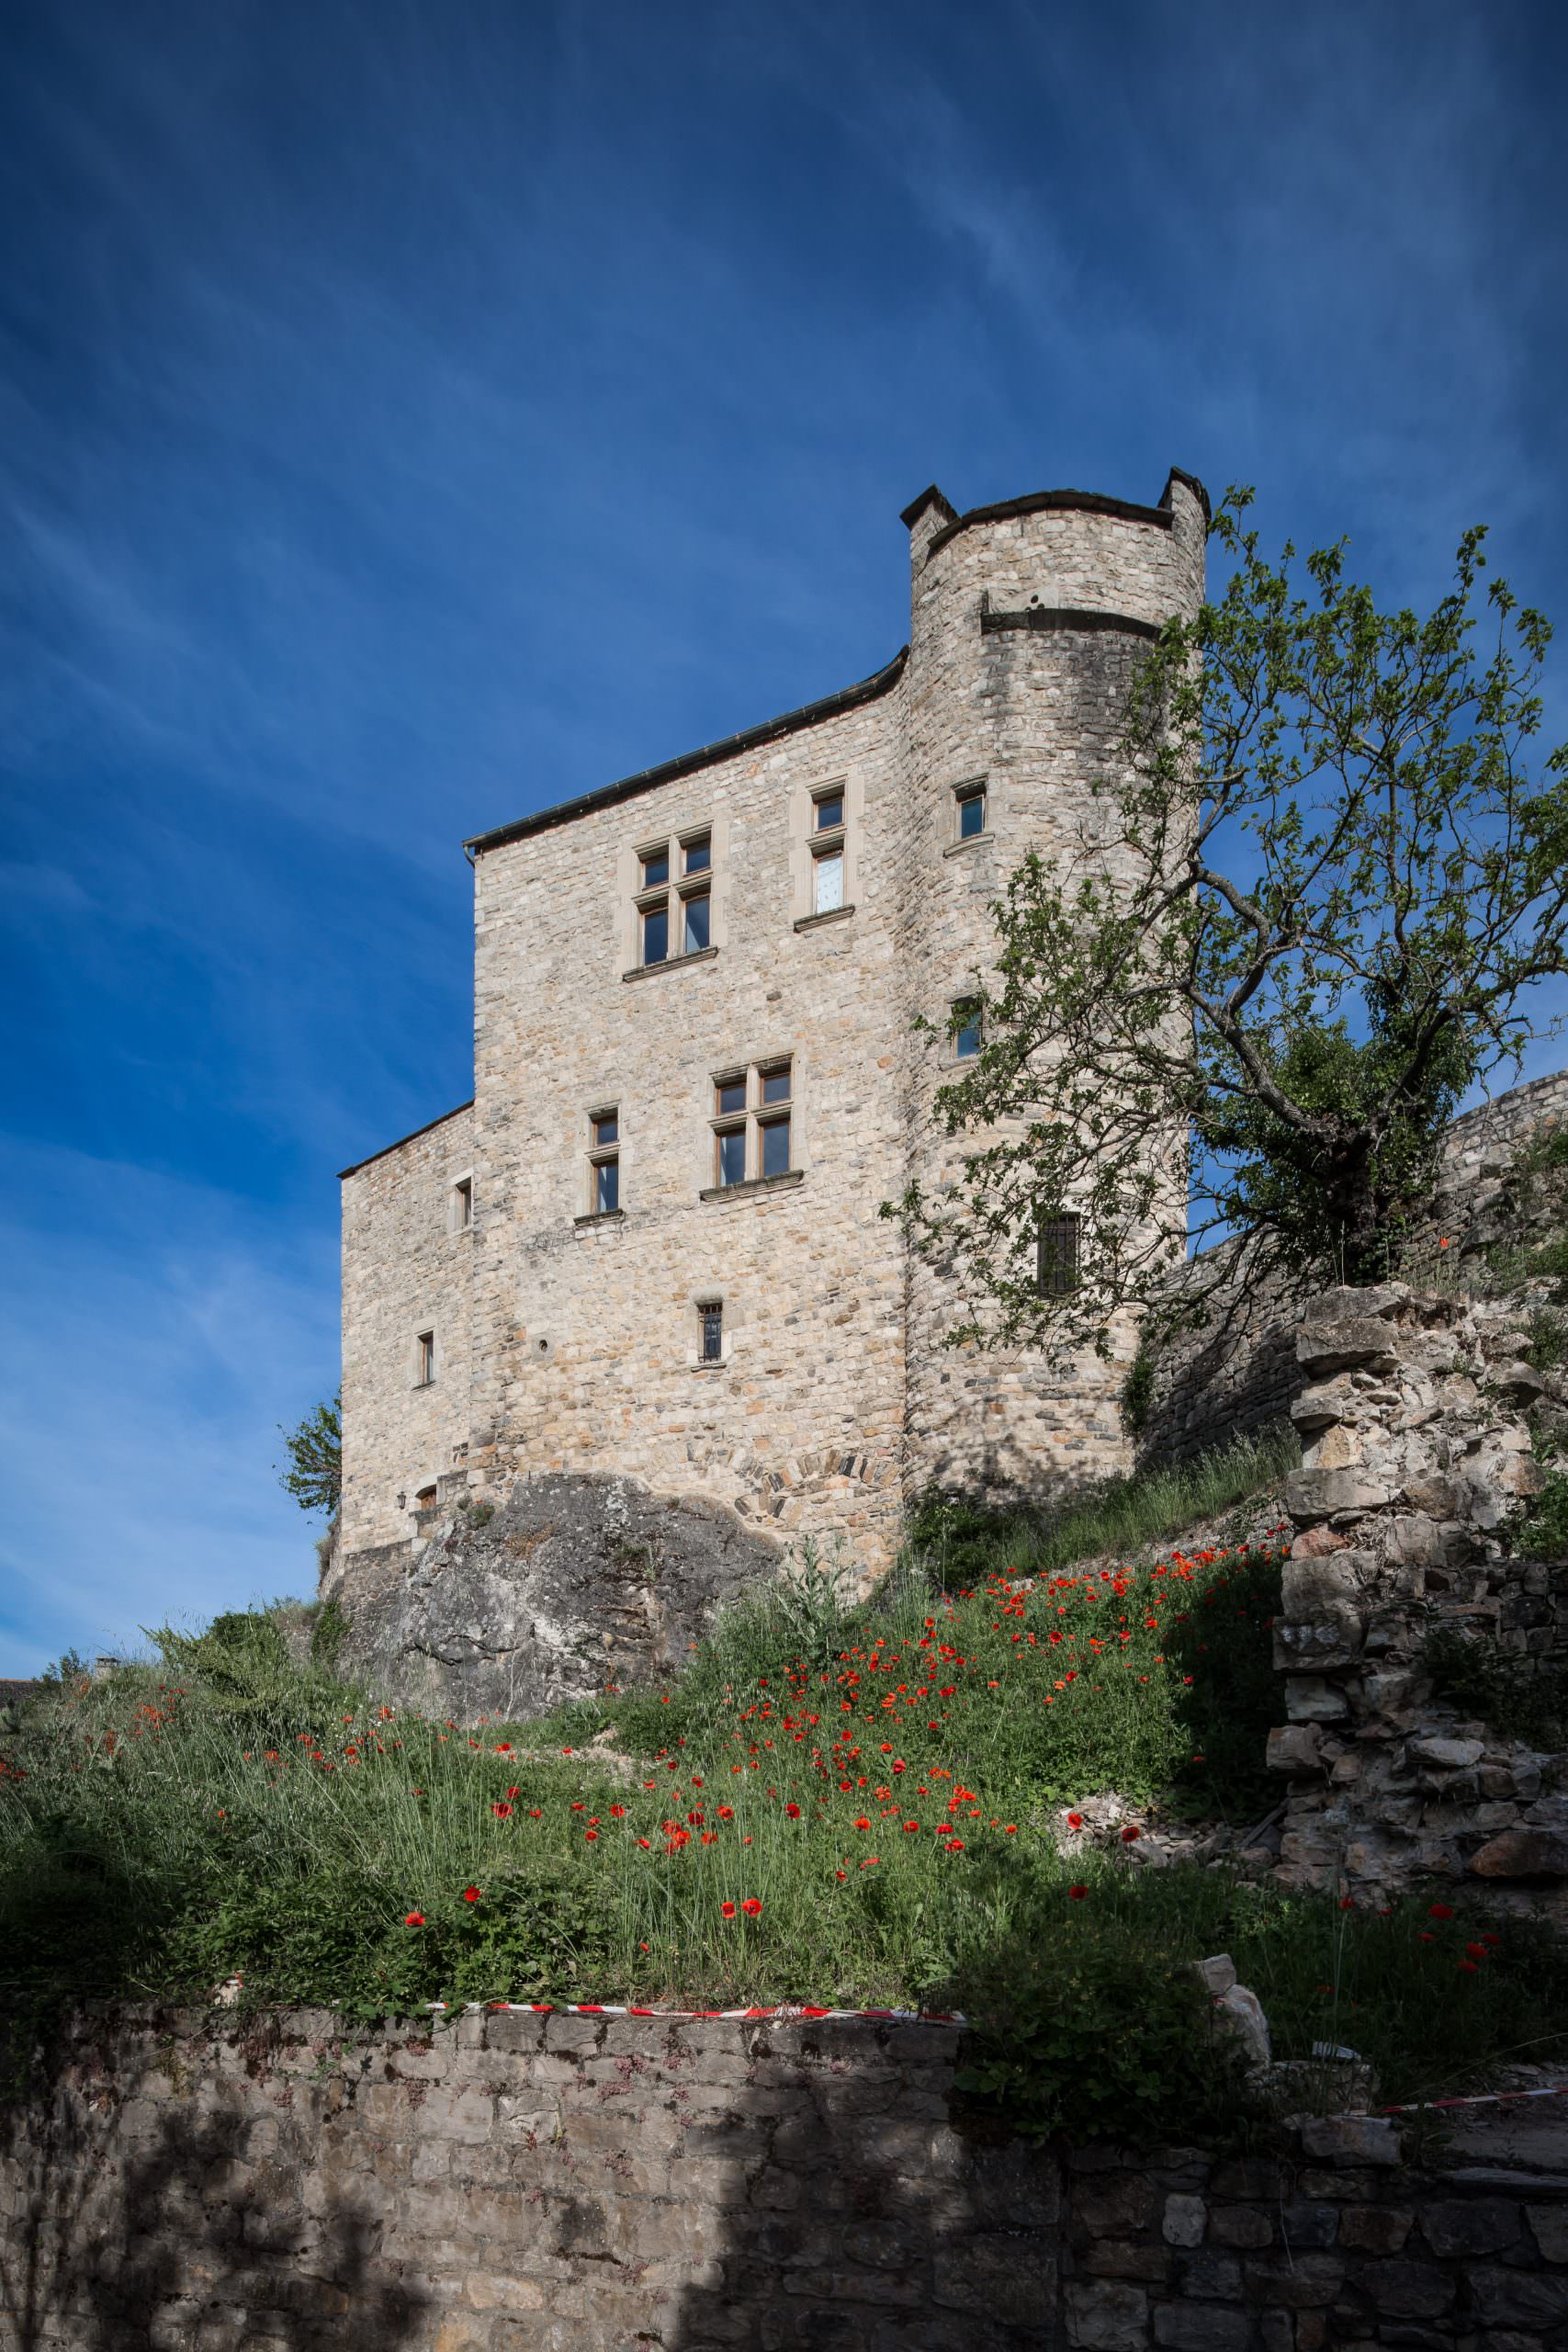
(1, 2091), (426, 2352)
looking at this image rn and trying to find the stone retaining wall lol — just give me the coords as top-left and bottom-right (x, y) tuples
(6, 2008), (1568, 2350)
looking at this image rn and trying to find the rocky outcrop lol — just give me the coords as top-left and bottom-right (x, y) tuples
(336, 1470), (784, 1718)
(1264, 1283), (1568, 1896)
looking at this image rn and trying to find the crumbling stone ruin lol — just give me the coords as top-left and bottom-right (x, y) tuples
(1268, 1281), (1568, 1902)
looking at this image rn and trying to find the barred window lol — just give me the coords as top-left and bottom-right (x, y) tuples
(1037, 1213), (1081, 1298)
(700, 1302), (724, 1362)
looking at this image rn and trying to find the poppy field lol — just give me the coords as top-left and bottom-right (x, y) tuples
(3, 1528), (1564, 2140)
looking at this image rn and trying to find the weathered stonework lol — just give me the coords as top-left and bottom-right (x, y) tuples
(1264, 1283), (1568, 1898)
(7, 2006), (1568, 2350)
(333, 470), (1209, 1701)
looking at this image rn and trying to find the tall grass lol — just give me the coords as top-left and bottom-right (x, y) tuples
(906, 1424), (1300, 1590)
(4, 1473), (1563, 2136)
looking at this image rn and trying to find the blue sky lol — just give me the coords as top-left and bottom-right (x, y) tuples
(4, 0), (1566, 1672)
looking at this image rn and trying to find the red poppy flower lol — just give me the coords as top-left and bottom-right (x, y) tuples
(741, 1897), (761, 1916)
(403, 1910), (426, 1927)
(785, 1804), (802, 1819)
(462, 1886), (481, 1904)
(1465, 1941), (1487, 1960)
(1120, 1825), (1141, 1844)
(855, 1816), (872, 1831)
(1428, 1902), (1454, 1921)
(1067, 1885), (1088, 1901)
(584, 1829), (598, 1841)
(1066, 1812), (1084, 1829)
(1458, 1960), (1479, 1974)
(903, 1820), (919, 1833)
(721, 1902), (738, 1919)
(491, 1802), (513, 1818)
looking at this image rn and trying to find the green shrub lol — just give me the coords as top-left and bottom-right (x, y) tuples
(1421, 1623), (1567, 1749)
(1121, 1348), (1156, 1436)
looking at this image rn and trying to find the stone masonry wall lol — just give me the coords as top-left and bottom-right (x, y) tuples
(340, 1104), (475, 1560)
(7, 2007), (1568, 2351)
(1265, 1283), (1568, 1900)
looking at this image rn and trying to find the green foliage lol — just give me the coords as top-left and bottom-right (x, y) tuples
(1121, 1346), (1156, 1436)
(4, 1550), (1563, 2135)
(897, 494), (1568, 1353)
(954, 1913), (1245, 2143)
(1421, 1623), (1567, 1748)
(1525, 1308), (1568, 1375)
(907, 1426), (1298, 1592)
(1514, 1465), (1568, 1564)
(275, 1393), (342, 1516)
(310, 1598), (349, 1672)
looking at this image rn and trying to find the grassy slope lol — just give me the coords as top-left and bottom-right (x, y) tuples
(3, 1430), (1563, 2132)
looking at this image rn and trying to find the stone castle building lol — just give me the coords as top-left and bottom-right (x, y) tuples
(332, 467), (1209, 1694)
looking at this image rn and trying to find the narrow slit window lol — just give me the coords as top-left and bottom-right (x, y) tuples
(589, 1107), (620, 1216)
(953, 999), (982, 1059)
(452, 1177), (473, 1229)
(1037, 1214), (1081, 1298)
(957, 782), (987, 839)
(415, 1329), (436, 1386)
(682, 888), (711, 956)
(700, 1302), (724, 1362)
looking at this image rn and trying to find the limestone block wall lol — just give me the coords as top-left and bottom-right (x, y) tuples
(898, 477), (1208, 1508)
(1265, 1283), (1568, 1898)
(466, 679), (914, 1577)
(7, 2006), (1568, 2351)
(340, 1103), (476, 1558)
(0, 2004), (1059, 2352)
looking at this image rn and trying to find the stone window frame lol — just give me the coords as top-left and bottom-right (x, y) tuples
(622, 819), (725, 978)
(702, 1055), (804, 1197)
(944, 775), (992, 856)
(581, 1103), (624, 1221)
(411, 1323), (439, 1389)
(688, 1287), (740, 1370)
(790, 770), (862, 931)
(447, 1171), (474, 1235)
(1037, 1211), (1082, 1298)
(949, 997), (983, 1065)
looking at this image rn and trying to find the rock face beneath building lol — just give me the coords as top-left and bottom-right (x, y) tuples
(1266, 1283), (1568, 1897)
(336, 1471), (784, 1719)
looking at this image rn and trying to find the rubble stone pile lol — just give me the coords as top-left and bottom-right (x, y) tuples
(1265, 1283), (1568, 1898)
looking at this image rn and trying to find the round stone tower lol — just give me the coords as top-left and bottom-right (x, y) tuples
(894, 469), (1209, 1506)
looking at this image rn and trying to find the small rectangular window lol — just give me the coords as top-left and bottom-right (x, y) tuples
(813, 849), (844, 914)
(760, 1114), (791, 1178)
(682, 889), (711, 956)
(641, 847), (670, 888)
(954, 1000), (982, 1059)
(592, 1111), (618, 1148)
(716, 1126), (747, 1187)
(760, 1060), (791, 1105)
(1037, 1214), (1081, 1298)
(682, 833), (711, 875)
(700, 1302), (723, 1362)
(588, 1107), (620, 1216)
(716, 1076), (747, 1117)
(814, 790), (844, 832)
(595, 1158), (620, 1215)
(452, 1177), (473, 1229)
(957, 783), (987, 839)
(642, 902), (669, 965)
(415, 1330), (436, 1385)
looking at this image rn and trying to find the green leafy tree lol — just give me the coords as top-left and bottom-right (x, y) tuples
(276, 1393), (341, 1515)
(897, 492), (1568, 1355)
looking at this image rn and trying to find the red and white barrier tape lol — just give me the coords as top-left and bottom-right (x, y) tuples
(425, 2000), (966, 2024)
(1377, 2082), (1568, 2117)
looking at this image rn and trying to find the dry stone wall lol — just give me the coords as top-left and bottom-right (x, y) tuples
(7, 2007), (1568, 2351)
(1264, 1283), (1568, 1899)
